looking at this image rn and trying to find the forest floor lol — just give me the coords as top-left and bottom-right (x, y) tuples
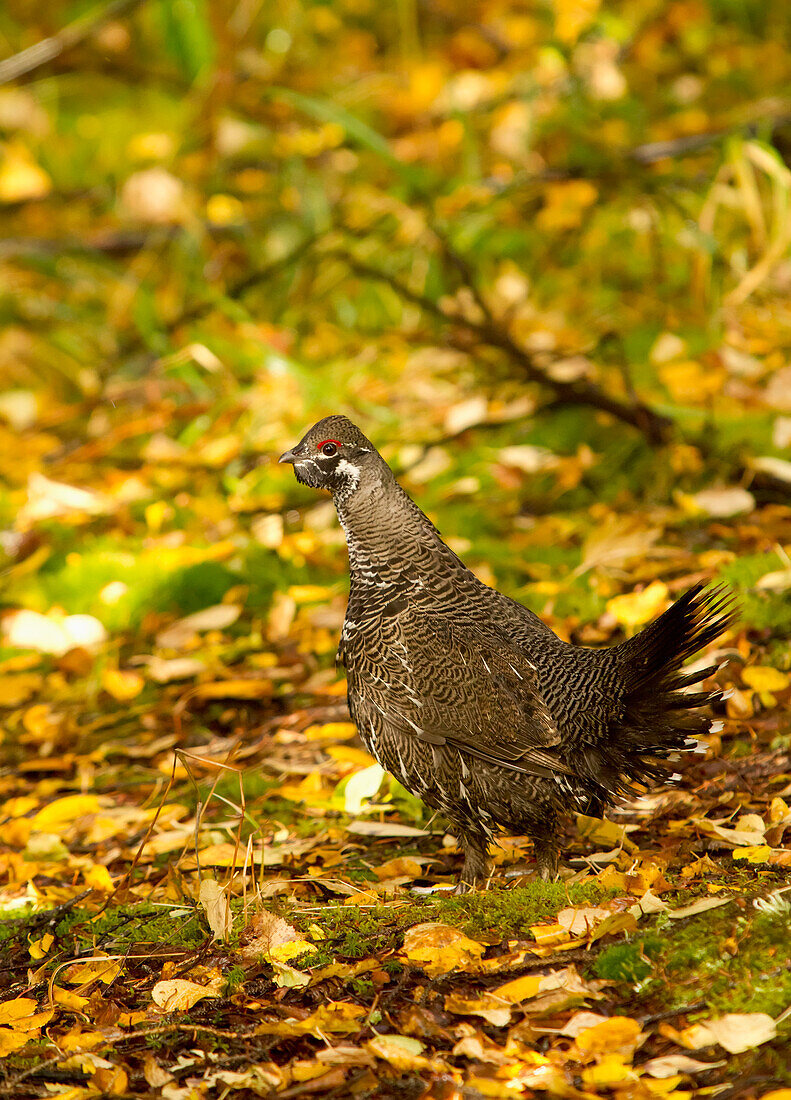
(3, 0), (791, 1095)
(1, 379), (790, 1099)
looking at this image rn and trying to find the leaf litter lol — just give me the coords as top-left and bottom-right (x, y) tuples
(2, 1), (791, 1097)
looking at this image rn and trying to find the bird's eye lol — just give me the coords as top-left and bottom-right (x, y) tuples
(320, 441), (339, 457)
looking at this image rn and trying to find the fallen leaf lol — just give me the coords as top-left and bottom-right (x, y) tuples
(667, 896), (733, 919)
(188, 679), (272, 701)
(142, 656), (206, 682)
(240, 910), (314, 964)
(32, 795), (102, 831)
(366, 1034), (430, 1071)
(642, 1053), (726, 1078)
(0, 999), (40, 1026)
(2, 609), (107, 655)
(63, 955), (123, 986)
(102, 668), (144, 701)
(156, 603), (241, 648)
(576, 1015), (642, 1057)
(685, 485), (755, 518)
(401, 923), (485, 977)
(606, 582), (669, 629)
(271, 960), (310, 989)
(445, 396), (488, 434)
(0, 141), (51, 202)
(346, 820), (430, 837)
(255, 1002), (366, 1037)
(338, 763), (385, 814)
(151, 978), (222, 1012)
(684, 1012), (776, 1054)
(0, 1030), (33, 1057)
(559, 1011), (610, 1037)
(199, 879), (233, 942)
(742, 666), (789, 692)
(751, 455), (791, 483)
(557, 906), (612, 936)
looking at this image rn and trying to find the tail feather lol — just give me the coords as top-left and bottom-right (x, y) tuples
(585, 584), (737, 800)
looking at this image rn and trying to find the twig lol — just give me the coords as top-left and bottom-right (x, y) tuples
(0, 0), (148, 86)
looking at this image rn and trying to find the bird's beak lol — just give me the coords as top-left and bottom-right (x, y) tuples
(278, 449), (297, 464)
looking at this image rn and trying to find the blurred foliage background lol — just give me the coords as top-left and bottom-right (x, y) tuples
(1, 0), (791, 635)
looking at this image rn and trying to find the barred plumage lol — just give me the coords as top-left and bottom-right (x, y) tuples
(280, 416), (736, 888)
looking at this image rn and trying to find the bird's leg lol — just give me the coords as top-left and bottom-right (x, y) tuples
(456, 834), (490, 893)
(531, 832), (559, 881)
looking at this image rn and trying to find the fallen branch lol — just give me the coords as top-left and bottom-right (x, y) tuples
(336, 252), (673, 444)
(0, 0), (148, 86)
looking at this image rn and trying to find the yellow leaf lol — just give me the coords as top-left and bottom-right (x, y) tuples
(53, 988), (91, 1012)
(554, 0), (601, 44)
(373, 856), (425, 881)
(606, 581), (669, 629)
(206, 193), (245, 226)
(276, 772), (329, 802)
(63, 955), (122, 986)
(190, 679), (272, 700)
(32, 795), (101, 831)
(582, 1053), (634, 1087)
(83, 864), (114, 892)
(401, 923), (485, 977)
(659, 360), (724, 402)
(0, 1028), (33, 1056)
(769, 797), (791, 823)
(367, 1034), (428, 1071)
(733, 845), (771, 864)
(151, 978), (222, 1012)
(492, 973), (543, 1002)
(576, 1015), (642, 1057)
(0, 998), (39, 1025)
(0, 141), (52, 203)
(303, 722), (357, 741)
(326, 745), (377, 767)
(0, 673), (43, 706)
(287, 585), (333, 603)
(742, 666), (790, 692)
(530, 922), (570, 946)
(58, 1025), (111, 1053)
(102, 668), (144, 701)
(28, 933), (54, 960)
(255, 1001), (366, 1037)
(536, 179), (599, 231)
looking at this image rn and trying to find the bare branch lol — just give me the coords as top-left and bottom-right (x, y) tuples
(0, 0), (148, 86)
(335, 250), (673, 444)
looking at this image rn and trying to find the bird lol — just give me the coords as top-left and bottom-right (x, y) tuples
(279, 415), (735, 888)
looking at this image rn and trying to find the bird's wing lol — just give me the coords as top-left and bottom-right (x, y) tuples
(353, 607), (571, 780)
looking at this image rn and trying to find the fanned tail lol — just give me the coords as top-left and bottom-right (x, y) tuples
(584, 584), (737, 801)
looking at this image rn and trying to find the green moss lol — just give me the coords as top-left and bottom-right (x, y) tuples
(62, 903), (209, 954)
(431, 880), (607, 937)
(293, 880), (607, 968)
(152, 560), (239, 616)
(720, 553), (791, 634)
(593, 891), (791, 1018)
(594, 936), (661, 983)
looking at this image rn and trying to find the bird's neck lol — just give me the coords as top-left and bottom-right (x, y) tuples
(333, 472), (450, 580)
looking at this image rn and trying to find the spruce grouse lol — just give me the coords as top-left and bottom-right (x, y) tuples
(280, 415), (734, 887)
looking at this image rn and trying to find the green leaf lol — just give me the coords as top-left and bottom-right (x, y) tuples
(156, 0), (215, 83)
(266, 87), (423, 186)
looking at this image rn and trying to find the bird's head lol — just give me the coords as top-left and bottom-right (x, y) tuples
(279, 415), (377, 498)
